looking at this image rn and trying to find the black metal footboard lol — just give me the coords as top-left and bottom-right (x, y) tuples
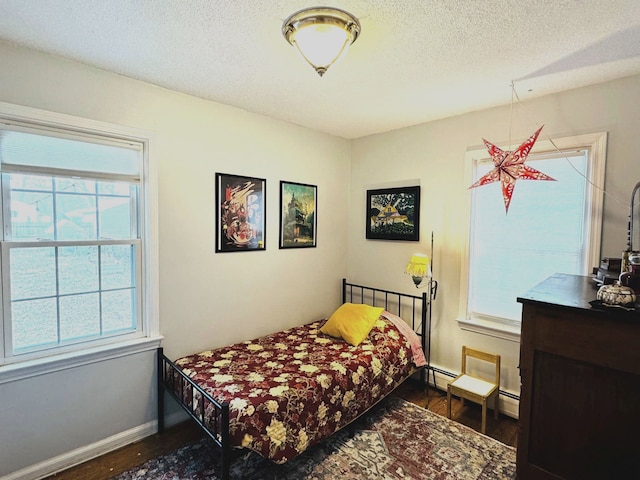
(157, 347), (232, 480)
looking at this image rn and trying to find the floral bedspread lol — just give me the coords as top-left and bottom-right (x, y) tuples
(172, 315), (423, 464)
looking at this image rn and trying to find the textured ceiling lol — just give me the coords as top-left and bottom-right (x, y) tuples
(0, 0), (639, 139)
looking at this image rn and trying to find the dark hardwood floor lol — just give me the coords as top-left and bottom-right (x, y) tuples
(394, 380), (518, 447)
(45, 381), (518, 479)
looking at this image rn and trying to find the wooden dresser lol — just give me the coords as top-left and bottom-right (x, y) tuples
(517, 273), (640, 480)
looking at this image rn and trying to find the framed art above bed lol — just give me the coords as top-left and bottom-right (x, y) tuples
(215, 173), (266, 252)
(366, 185), (420, 241)
(279, 181), (317, 249)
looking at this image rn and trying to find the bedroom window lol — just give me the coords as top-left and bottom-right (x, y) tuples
(458, 132), (607, 341)
(0, 105), (158, 372)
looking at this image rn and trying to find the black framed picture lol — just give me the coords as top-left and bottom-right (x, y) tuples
(366, 186), (420, 241)
(215, 173), (266, 252)
(279, 181), (317, 248)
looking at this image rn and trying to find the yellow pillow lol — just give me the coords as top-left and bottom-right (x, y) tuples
(320, 303), (384, 346)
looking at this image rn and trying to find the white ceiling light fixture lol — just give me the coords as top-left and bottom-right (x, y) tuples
(282, 6), (361, 77)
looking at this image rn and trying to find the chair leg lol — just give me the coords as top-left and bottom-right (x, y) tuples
(446, 386), (452, 419)
(494, 394), (499, 419)
(481, 400), (487, 434)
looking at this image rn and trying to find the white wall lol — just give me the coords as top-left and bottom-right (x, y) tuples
(349, 74), (640, 407)
(0, 42), (349, 478)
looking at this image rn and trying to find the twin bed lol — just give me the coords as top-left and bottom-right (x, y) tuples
(157, 279), (431, 480)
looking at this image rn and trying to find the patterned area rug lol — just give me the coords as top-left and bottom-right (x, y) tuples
(113, 397), (515, 479)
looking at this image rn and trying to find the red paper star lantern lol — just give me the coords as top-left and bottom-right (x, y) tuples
(469, 126), (555, 212)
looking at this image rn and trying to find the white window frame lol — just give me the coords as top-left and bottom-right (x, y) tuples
(457, 131), (607, 342)
(0, 102), (160, 384)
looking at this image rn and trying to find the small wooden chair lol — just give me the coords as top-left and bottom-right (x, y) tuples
(447, 346), (500, 434)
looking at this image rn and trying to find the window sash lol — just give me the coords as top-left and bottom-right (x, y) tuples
(2, 172), (139, 242)
(1, 239), (143, 361)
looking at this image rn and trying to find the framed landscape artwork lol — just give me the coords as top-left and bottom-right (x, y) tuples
(366, 186), (420, 241)
(279, 181), (317, 249)
(215, 173), (266, 252)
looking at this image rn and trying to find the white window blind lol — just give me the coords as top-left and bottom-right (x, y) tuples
(0, 128), (140, 178)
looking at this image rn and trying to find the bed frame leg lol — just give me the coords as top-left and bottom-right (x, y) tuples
(157, 347), (165, 433)
(220, 438), (230, 480)
(221, 404), (231, 480)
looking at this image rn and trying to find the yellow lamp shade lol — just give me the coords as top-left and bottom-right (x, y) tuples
(405, 254), (431, 287)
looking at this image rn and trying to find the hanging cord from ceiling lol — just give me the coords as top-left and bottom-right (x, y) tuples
(509, 80), (638, 211)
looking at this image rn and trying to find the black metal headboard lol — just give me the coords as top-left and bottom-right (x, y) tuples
(342, 278), (427, 333)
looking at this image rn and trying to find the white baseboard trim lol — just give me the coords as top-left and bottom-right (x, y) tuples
(5, 419), (161, 480)
(4, 421), (157, 480)
(4, 407), (191, 480)
(428, 364), (520, 420)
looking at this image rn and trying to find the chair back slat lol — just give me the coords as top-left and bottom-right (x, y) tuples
(461, 346), (500, 384)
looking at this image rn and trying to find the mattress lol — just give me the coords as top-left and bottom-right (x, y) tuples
(170, 314), (424, 463)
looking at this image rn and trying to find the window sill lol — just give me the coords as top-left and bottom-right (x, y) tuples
(0, 335), (163, 385)
(457, 316), (521, 343)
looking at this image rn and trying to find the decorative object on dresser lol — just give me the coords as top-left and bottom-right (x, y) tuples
(620, 252), (640, 297)
(517, 273), (640, 479)
(591, 256), (621, 287)
(446, 346), (501, 434)
(595, 282), (636, 308)
(158, 279), (429, 480)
